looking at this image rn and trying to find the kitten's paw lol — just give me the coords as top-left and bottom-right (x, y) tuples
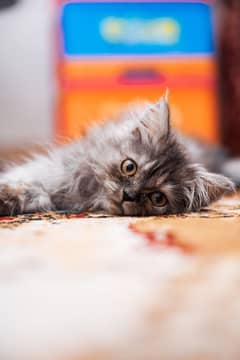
(0, 184), (23, 216)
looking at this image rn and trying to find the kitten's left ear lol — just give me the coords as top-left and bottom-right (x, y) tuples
(186, 166), (235, 211)
(140, 89), (170, 138)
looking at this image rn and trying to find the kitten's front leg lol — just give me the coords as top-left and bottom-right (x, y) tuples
(0, 145), (86, 216)
(0, 184), (23, 216)
(0, 147), (72, 216)
(0, 182), (52, 216)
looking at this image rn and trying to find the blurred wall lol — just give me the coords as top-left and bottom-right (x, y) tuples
(0, 0), (54, 147)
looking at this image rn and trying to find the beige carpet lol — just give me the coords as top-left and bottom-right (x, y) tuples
(1, 195), (240, 360)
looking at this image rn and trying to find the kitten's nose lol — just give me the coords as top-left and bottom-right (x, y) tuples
(122, 190), (140, 202)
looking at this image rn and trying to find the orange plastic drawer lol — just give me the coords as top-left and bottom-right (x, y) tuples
(56, 1), (218, 143)
(56, 82), (218, 143)
(59, 58), (216, 88)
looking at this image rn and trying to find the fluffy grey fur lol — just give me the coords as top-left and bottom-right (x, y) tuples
(0, 93), (236, 216)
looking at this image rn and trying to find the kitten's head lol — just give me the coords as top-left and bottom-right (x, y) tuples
(87, 92), (234, 216)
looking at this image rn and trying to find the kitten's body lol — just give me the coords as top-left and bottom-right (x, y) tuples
(0, 95), (236, 216)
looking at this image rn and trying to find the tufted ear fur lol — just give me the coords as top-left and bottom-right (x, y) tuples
(139, 90), (170, 139)
(185, 165), (235, 211)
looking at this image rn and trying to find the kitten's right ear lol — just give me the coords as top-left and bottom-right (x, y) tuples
(140, 89), (170, 139)
(186, 166), (235, 211)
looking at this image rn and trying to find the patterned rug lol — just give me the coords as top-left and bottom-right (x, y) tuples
(1, 195), (240, 360)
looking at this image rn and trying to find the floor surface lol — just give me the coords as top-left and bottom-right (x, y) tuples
(1, 195), (240, 360)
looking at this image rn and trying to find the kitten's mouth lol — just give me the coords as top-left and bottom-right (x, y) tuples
(121, 201), (143, 216)
(120, 190), (143, 216)
(108, 191), (142, 216)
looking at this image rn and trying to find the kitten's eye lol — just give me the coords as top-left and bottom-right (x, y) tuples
(121, 159), (137, 176)
(148, 191), (167, 207)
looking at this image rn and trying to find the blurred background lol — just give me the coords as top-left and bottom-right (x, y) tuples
(0, 0), (239, 155)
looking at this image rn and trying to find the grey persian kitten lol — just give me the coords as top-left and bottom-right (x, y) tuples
(0, 92), (237, 216)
